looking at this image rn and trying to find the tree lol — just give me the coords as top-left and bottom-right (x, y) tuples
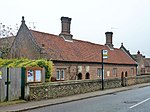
(0, 40), (10, 59)
(0, 23), (18, 38)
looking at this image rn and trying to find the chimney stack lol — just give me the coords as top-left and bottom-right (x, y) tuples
(105, 32), (113, 48)
(59, 17), (73, 41)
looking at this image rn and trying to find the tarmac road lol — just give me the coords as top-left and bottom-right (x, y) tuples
(27, 86), (150, 112)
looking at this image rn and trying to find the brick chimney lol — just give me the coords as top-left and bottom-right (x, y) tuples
(59, 17), (73, 41)
(105, 32), (113, 48)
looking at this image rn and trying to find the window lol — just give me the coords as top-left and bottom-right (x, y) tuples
(97, 68), (102, 77)
(56, 70), (60, 80)
(61, 70), (65, 80)
(107, 71), (110, 77)
(56, 69), (65, 80)
(131, 68), (134, 76)
(113, 68), (117, 76)
(141, 68), (145, 74)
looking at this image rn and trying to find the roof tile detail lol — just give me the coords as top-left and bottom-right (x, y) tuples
(31, 30), (136, 64)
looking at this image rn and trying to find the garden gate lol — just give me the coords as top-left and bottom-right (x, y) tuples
(0, 67), (25, 101)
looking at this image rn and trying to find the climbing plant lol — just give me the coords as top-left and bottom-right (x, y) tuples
(0, 58), (53, 81)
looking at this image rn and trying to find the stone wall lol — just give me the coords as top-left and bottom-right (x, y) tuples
(28, 75), (150, 101)
(127, 75), (150, 85)
(29, 80), (102, 100)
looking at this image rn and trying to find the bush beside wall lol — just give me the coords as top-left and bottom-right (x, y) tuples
(0, 58), (53, 81)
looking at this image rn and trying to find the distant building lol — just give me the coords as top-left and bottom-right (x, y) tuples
(132, 51), (150, 75)
(1, 16), (137, 81)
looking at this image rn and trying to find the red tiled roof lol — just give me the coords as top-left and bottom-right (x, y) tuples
(30, 30), (136, 65)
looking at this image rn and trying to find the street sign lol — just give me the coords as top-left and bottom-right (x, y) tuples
(102, 50), (108, 59)
(101, 50), (108, 90)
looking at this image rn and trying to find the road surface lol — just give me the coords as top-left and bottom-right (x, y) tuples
(27, 86), (150, 112)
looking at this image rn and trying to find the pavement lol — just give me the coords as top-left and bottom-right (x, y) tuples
(0, 83), (150, 112)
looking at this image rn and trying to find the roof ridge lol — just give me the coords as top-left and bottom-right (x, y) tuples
(30, 30), (109, 48)
(30, 30), (59, 37)
(31, 30), (125, 51)
(73, 38), (104, 46)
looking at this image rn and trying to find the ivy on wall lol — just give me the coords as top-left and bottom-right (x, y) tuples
(0, 58), (53, 81)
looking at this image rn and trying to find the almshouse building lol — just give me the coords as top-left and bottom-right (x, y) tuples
(132, 51), (150, 75)
(1, 16), (137, 81)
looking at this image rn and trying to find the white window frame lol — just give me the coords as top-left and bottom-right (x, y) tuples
(56, 70), (60, 80)
(61, 69), (65, 80)
(97, 68), (102, 77)
(131, 68), (134, 76)
(112, 68), (117, 76)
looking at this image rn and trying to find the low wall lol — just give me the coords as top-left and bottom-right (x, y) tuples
(127, 75), (150, 85)
(28, 75), (150, 101)
(28, 80), (102, 100)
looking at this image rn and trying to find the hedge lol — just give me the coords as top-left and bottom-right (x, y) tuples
(0, 58), (53, 81)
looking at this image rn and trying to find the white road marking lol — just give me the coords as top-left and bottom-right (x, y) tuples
(129, 97), (150, 109)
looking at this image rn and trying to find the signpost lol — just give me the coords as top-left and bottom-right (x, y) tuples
(101, 50), (108, 90)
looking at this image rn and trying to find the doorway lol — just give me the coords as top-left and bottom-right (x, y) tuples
(85, 72), (90, 79)
(77, 73), (82, 80)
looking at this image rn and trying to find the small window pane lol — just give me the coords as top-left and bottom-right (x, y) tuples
(113, 68), (117, 76)
(97, 68), (102, 77)
(61, 70), (65, 80)
(131, 68), (134, 76)
(56, 70), (60, 80)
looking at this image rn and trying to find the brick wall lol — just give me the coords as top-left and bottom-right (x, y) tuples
(52, 61), (137, 81)
(27, 75), (150, 101)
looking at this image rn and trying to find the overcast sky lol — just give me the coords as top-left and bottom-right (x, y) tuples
(0, 0), (150, 57)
